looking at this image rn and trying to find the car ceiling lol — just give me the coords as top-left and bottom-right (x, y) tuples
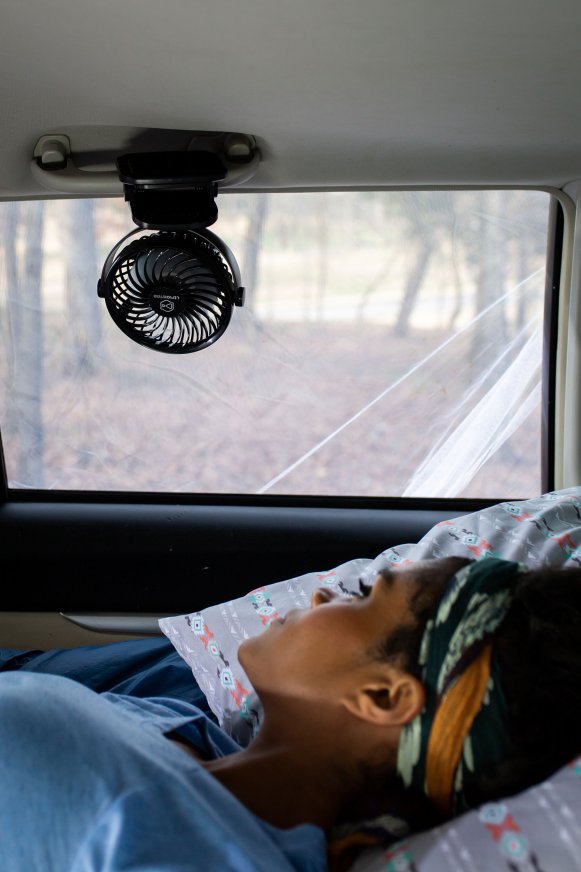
(2, 0), (581, 197)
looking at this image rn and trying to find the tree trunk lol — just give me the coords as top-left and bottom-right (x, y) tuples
(1, 203), (21, 444)
(316, 196), (328, 320)
(15, 201), (45, 486)
(242, 194), (269, 305)
(471, 190), (508, 376)
(393, 239), (434, 335)
(62, 199), (103, 374)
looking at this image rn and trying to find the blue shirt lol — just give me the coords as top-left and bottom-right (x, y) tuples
(0, 672), (326, 872)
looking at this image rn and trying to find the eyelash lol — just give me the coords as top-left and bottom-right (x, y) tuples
(357, 579), (373, 598)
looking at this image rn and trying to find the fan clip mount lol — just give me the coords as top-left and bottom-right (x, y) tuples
(116, 150), (227, 230)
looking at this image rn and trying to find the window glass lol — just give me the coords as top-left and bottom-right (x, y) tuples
(0, 190), (550, 498)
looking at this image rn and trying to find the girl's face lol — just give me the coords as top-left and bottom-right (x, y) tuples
(239, 559), (456, 704)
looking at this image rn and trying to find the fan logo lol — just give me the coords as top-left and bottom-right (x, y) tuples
(152, 293), (179, 314)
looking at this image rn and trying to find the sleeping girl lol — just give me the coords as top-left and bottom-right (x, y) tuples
(1, 554), (581, 871)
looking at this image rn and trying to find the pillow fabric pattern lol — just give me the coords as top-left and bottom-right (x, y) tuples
(349, 755), (581, 871)
(363, 486), (581, 580)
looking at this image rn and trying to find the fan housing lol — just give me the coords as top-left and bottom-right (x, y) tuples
(97, 146), (252, 353)
(99, 227), (244, 354)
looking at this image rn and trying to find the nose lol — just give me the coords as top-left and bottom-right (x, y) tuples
(310, 587), (339, 608)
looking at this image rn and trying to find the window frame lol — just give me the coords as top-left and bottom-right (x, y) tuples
(0, 188), (568, 623)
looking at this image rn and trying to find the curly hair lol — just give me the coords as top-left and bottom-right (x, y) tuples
(474, 565), (581, 803)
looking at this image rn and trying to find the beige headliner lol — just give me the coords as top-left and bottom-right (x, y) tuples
(3, 0), (581, 196)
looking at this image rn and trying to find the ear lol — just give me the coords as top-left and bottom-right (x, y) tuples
(342, 670), (425, 727)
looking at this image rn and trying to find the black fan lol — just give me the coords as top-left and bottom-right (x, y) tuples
(98, 228), (245, 354)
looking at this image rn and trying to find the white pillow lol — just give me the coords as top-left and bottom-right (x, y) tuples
(159, 486), (581, 741)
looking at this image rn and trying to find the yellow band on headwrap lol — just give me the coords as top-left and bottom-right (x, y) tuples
(425, 642), (493, 815)
(397, 558), (519, 817)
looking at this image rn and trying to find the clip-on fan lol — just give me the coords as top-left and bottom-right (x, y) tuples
(98, 150), (245, 353)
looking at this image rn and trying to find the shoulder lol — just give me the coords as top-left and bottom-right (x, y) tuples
(76, 779), (326, 872)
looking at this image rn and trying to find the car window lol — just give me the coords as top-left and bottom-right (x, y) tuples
(0, 189), (550, 498)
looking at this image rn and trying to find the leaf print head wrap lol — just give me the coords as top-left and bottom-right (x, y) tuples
(396, 556), (526, 817)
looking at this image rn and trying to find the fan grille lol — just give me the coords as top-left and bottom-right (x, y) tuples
(104, 233), (234, 353)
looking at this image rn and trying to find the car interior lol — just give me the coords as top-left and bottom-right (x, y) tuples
(2, 1), (581, 869)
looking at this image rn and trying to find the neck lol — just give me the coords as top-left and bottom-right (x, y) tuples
(202, 730), (348, 831)
(201, 702), (370, 832)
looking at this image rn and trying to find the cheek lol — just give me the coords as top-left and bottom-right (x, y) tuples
(239, 607), (366, 695)
(280, 609), (364, 680)
(237, 621), (319, 694)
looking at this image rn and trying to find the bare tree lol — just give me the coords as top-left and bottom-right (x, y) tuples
(2, 201), (46, 486)
(0, 202), (22, 441)
(393, 236), (435, 335)
(472, 190), (509, 365)
(392, 192), (451, 336)
(60, 199), (103, 374)
(315, 196), (328, 320)
(242, 194), (269, 304)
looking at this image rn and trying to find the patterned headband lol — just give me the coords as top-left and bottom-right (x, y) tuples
(396, 556), (526, 817)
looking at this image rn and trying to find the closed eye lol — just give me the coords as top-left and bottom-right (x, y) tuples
(357, 578), (373, 598)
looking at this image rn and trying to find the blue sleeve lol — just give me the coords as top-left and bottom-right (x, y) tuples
(0, 637), (206, 702)
(0, 672), (325, 872)
(72, 782), (326, 872)
(0, 638), (216, 720)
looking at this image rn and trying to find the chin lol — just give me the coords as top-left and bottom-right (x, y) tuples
(237, 635), (257, 673)
(237, 625), (277, 687)
(237, 637), (249, 665)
